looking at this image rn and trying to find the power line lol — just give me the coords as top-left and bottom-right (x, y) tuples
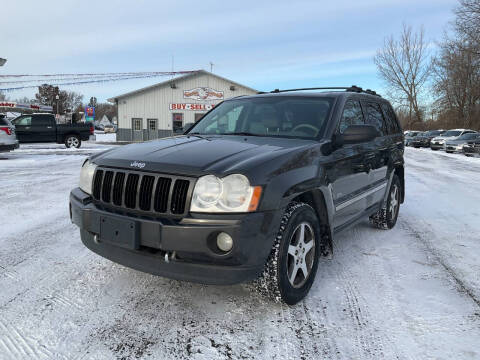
(0, 70), (197, 78)
(0, 70), (200, 92)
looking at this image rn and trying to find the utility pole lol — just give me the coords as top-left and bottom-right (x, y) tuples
(209, 62), (214, 73)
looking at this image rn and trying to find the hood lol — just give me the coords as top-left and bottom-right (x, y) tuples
(446, 138), (468, 145)
(91, 135), (315, 177)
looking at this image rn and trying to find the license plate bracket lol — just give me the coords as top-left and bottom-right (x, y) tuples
(100, 215), (139, 250)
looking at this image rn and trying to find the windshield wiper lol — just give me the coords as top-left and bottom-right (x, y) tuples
(220, 132), (261, 136)
(187, 132), (211, 141)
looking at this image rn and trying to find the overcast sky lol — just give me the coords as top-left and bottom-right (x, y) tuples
(1, 0), (457, 102)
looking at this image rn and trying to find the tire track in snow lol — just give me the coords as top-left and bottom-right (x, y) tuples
(399, 219), (480, 308)
(330, 227), (396, 359)
(0, 320), (53, 360)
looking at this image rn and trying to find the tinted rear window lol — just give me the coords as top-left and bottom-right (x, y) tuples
(380, 103), (401, 134)
(364, 102), (386, 136)
(32, 115), (54, 126)
(0, 117), (8, 126)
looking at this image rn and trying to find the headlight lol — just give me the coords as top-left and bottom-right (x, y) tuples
(79, 160), (97, 195)
(191, 174), (262, 213)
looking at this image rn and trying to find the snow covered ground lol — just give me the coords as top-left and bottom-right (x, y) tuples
(0, 146), (479, 360)
(94, 132), (117, 143)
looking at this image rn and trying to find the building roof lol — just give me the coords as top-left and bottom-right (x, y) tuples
(107, 70), (258, 103)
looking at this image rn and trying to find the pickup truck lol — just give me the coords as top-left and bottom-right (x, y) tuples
(11, 113), (94, 148)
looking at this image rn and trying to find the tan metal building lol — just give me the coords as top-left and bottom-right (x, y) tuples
(108, 70), (257, 141)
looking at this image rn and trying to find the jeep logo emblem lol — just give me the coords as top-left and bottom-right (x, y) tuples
(130, 161), (146, 169)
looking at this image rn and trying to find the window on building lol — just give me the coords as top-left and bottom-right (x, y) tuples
(148, 119), (157, 131)
(132, 118), (142, 131)
(172, 113), (183, 133)
(364, 102), (386, 136)
(338, 100), (364, 133)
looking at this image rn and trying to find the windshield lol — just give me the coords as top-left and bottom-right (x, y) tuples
(427, 130), (443, 136)
(187, 96), (334, 139)
(459, 133), (478, 140)
(442, 130), (462, 137)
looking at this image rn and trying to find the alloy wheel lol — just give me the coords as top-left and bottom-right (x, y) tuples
(286, 222), (315, 288)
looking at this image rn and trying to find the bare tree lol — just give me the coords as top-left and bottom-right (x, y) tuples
(433, 39), (480, 129)
(374, 25), (432, 126)
(454, 0), (480, 54)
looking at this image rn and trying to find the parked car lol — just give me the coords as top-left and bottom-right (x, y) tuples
(70, 86), (405, 305)
(410, 130), (445, 148)
(445, 133), (480, 153)
(103, 124), (116, 133)
(462, 135), (480, 157)
(11, 113), (95, 148)
(0, 115), (19, 153)
(430, 129), (477, 150)
(404, 131), (421, 146)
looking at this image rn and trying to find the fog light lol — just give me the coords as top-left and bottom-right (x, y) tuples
(216, 232), (233, 252)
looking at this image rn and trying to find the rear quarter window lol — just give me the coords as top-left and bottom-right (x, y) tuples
(364, 102), (387, 136)
(381, 103), (401, 134)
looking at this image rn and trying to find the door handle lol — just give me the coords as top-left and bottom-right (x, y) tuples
(47, 126), (53, 129)
(353, 163), (371, 173)
(25, 127), (30, 129)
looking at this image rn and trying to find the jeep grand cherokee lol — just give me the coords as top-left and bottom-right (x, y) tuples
(70, 86), (405, 305)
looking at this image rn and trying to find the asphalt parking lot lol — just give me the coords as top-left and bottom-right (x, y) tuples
(0, 145), (479, 360)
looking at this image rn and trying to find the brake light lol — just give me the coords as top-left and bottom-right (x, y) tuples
(0, 127), (12, 136)
(90, 124), (94, 135)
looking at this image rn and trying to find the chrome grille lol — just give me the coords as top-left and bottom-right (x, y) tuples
(92, 167), (192, 216)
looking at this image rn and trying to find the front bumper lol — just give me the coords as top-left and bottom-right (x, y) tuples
(70, 188), (281, 285)
(411, 140), (429, 147)
(430, 142), (445, 150)
(445, 144), (463, 152)
(0, 141), (19, 152)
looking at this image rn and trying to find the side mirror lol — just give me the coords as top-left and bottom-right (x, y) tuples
(335, 125), (379, 146)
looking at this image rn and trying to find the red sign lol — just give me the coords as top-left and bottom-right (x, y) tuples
(86, 107), (94, 117)
(169, 103), (216, 111)
(0, 102), (16, 108)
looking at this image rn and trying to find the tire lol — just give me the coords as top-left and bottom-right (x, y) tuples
(65, 135), (81, 148)
(370, 174), (401, 230)
(252, 202), (322, 305)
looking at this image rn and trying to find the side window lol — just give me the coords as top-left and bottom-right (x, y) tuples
(365, 102), (386, 136)
(338, 100), (364, 133)
(14, 116), (32, 126)
(381, 103), (401, 134)
(32, 115), (54, 126)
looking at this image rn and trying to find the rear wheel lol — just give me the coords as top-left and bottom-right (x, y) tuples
(65, 135), (81, 148)
(370, 174), (401, 230)
(252, 202), (322, 305)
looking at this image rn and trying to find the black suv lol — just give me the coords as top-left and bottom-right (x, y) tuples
(70, 86), (404, 304)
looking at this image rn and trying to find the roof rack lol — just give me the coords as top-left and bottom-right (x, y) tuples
(257, 85), (381, 97)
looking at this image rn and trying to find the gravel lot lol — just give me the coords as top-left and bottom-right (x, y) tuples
(0, 144), (479, 360)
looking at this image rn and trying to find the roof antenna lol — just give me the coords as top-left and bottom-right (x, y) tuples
(209, 61), (214, 73)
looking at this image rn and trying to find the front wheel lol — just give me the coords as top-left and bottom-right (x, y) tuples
(65, 135), (81, 148)
(253, 202), (322, 305)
